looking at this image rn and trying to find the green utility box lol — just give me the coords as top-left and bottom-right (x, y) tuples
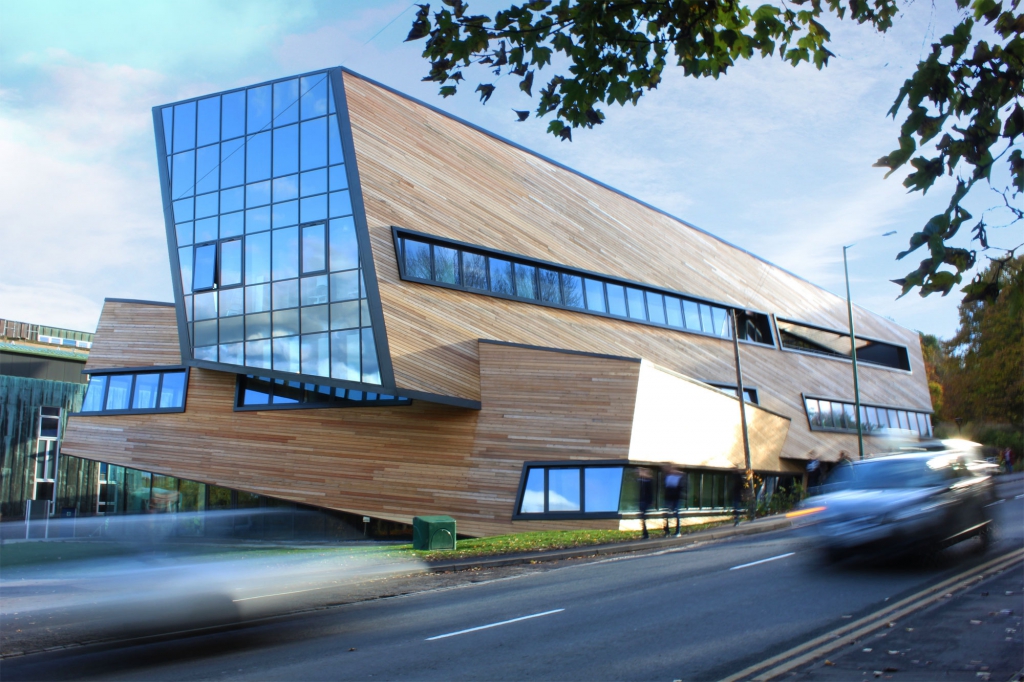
(412, 515), (457, 550)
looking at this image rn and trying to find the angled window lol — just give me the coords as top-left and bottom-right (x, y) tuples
(779, 319), (911, 371)
(803, 395), (931, 437)
(78, 369), (188, 415)
(235, 375), (410, 411)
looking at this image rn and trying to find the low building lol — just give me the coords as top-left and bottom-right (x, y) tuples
(59, 67), (934, 537)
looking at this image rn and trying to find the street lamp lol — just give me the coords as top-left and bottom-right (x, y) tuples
(843, 231), (896, 461)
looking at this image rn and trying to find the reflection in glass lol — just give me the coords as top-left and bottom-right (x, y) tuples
(222, 90), (245, 140)
(331, 301), (359, 329)
(805, 399), (821, 427)
(272, 200), (298, 228)
(515, 263), (536, 299)
(489, 258), (513, 295)
(329, 217), (359, 271)
(831, 402), (846, 429)
(245, 284), (271, 313)
(178, 246), (193, 295)
(330, 270), (359, 301)
(220, 137), (245, 188)
(626, 288), (646, 320)
(272, 279), (299, 309)
(197, 96), (220, 147)
(176, 222), (193, 247)
(329, 164), (348, 191)
(699, 304), (715, 334)
(273, 174), (299, 202)
(301, 333), (329, 377)
(220, 342), (243, 365)
(300, 74), (328, 120)
(329, 190), (352, 218)
(404, 239), (431, 279)
(607, 284), (626, 316)
(331, 329), (360, 380)
(273, 79), (299, 126)
(301, 168), (327, 196)
(548, 468), (581, 511)
(585, 279), (605, 312)
(328, 114), (343, 165)
(247, 180), (271, 208)
(220, 239), (242, 286)
(538, 269), (561, 304)
(246, 131), (271, 182)
(272, 227), (298, 281)
(105, 375), (132, 411)
(194, 291), (218, 320)
(220, 211), (243, 238)
(463, 252), (487, 290)
(133, 372), (160, 409)
(646, 292), (666, 324)
(361, 327), (380, 384)
(220, 287), (244, 317)
(301, 275), (329, 305)
(247, 85), (271, 133)
(520, 468), (544, 513)
(584, 467), (623, 513)
(194, 320), (218, 347)
(665, 296), (684, 328)
(562, 274), (584, 308)
(171, 150), (195, 199)
(244, 232), (270, 284)
(683, 300), (701, 331)
(435, 246), (460, 284)
(193, 244), (217, 291)
(301, 305), (329, 334)
(273, 124), (299, 177)
(82, 375), (107, 412)
(195, 145), (219, 194)
(819, 401), (834, 427)
(300, 194), (327, 223)
(195, 217), (218, 244)
(195, 192), (218, 219)
(173, 198), (194, 223)
(302, 223), (326, 273)
(273, 336), (300, 373)
(300, 117), (327, 170)
(712, 306), (730, 338)
(219, 315), (244, 344)
(161, 107), (173, 155)
(843, 403), (857, 431)
(245, 339), (272, 368)
(173, 101), (196, 153)
(159, 372), (186, 407)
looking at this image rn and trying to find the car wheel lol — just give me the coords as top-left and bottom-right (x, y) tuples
(976, 524), (993, 554)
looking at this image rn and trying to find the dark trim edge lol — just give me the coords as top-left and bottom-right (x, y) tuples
(82, 364), (188, 375)
(103, 298), (176, 308)
(479, 339), (641, 364)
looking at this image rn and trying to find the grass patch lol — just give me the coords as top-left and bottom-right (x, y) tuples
(398, 521), (729, 561)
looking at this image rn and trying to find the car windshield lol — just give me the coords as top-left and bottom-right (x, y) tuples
(825, 459), (950, 489)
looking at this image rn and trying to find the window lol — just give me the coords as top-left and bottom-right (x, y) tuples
(78, 369), (188, 415)
(395, 229), (774, 346)
(38, 406), (61, 440)
(706, 383), (759, 404)
(193, 243), (217, 291)
(35, 440), (57, 501)
(778, 319), (911, 371)
(803, 395), (932, 437)
(235, 375), (411, 410)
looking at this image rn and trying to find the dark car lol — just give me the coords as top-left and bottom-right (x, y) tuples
(794, 451), (994, 561)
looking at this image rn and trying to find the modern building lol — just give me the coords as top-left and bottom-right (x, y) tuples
(59, 67), (935, 537)
(0, 319), (94, 529)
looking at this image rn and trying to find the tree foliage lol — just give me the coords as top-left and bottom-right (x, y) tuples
(937, 254), (1023, 427)
(407, 0), (1023, 300)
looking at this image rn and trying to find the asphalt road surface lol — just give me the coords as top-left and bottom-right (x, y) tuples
(5, 482), (1023, 682)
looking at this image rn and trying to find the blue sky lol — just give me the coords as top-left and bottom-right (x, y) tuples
(1, 0), (1010, 339)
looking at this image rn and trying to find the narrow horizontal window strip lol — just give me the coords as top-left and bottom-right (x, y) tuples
(393, 228), (775, 346)
(77, 369), (188, 415)
(803, 395), (932, 438)
(235, 375), (411, 410)
(777, 318), (911, 371)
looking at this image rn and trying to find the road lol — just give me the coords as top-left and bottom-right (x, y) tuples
(4, 480), (1023, 682)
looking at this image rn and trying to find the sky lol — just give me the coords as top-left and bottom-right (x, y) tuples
(1, 0), (1014, 339)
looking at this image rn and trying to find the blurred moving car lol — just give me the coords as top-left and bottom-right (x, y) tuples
(792, 451), (995, 561)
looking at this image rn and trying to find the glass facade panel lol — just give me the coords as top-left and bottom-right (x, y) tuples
(300, 118), (327, 170)
(331, 329), (360, 380)
(584, 279), (605, 313)
(330, 270), (359, 302)
(712, 307), (730, 338)
(105, 375), (133, 411)
(548, 468), (581, 512)
(561, 274), (584, 308)
(173, 101), (196, 153)
(584, 468), (623, 513)
(489, 258), (513, 295)
(435, 246), (460, 284)
(665, 296), (684, 328)
(646, 292), (666, 324)
(538, 269), (561, 304)
(193, 244), (216, 291)
(463, 252), (487, 290)
(197, 97), (220, 147)
(131, 373), (160, 409)
(626, 288), (646, 320)
(301, 223), (327, 274)
(82, 375), (107, 412)
(682, 300), (701, 331)
(220, 239), (242, 286)
(404, 239), (430, 279)
(514, 263), (536, 299)
(520, 468), (545, 513)
(247, 85), (271, 133)
(246, 131), (271, 182)
(805, 398), (820, 427)
(606, 284), (626, 317)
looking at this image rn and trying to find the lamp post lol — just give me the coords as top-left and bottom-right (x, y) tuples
(843, 231), (896, 461)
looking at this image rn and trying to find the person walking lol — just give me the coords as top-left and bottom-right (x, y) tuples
(637, 467), (654, 539)
(663, 466), (685, 537)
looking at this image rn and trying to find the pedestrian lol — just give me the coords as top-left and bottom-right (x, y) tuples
(637, 467), (654, 539)
(1004, 447), (1014, 475)
(663, 466), (685, 537)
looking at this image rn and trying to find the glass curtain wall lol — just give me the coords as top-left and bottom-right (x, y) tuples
(161, 70), (380, 384)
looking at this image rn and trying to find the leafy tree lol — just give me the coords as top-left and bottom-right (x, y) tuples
(939, 254), (1023, 428)
(407, 0), (1023, 300)
(919, 332), (947, 416)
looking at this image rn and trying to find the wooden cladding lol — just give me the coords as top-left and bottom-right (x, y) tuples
(84, 300), (181, 371)
(340, 72), (931, 463)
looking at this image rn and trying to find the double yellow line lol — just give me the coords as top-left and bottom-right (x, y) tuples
(720, 548), (1024, 682)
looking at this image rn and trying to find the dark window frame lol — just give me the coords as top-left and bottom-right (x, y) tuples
(801, 393), (932, 437)
(775, 316), (912, 373)
(76, 367), (190, 416)
(232, 374), (412, 412)
(393, 227), (776, 349)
